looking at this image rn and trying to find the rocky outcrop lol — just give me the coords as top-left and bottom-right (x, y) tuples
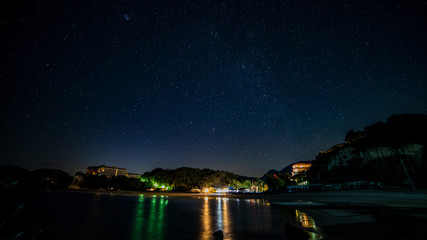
(326, 144), (424, 170)
(309, 114), (427, 186)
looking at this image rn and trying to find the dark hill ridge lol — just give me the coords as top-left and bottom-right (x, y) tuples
(264, 169), (280, 176)
(0, 166), (72, 189)
(309, 113), (427, 186)
(142, 167), (263, 190)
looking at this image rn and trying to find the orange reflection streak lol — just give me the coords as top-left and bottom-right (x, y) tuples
(294, 210), (323, 240)
(201, 197), (234, 240)
(200, 197), (211, 240)
(222, 198), (232, 239)
(295, 210), (315, 228)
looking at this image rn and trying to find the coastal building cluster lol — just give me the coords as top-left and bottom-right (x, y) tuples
(83, 161), (314, 193)
(291, 162), (312, 177)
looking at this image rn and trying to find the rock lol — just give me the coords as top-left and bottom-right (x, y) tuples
(213, 230), (224, 239)
(285, 223), (309, 240)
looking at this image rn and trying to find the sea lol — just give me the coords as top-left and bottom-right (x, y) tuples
(1, 191), (318, 240)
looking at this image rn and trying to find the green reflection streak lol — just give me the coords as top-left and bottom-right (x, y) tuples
(157, 198), (165, 239)
(133, 196), (168, 240)
(148, 197), (157, 236)
(132, 195), (144, 240)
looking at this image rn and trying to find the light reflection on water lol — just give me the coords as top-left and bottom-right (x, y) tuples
(131, 196), (276, 240)
(222, 198), (230, 238)
(132, 194), (168, 240)
(214, 197), (231, 237)
(202, 197), (211, 239)
(7, 191), (324, 240)
(294, 209), (322, 240)
(295, 209), (316, 229)
(132, 195), (144, 239)
(199, 197), (272, 240)
(199, 197), (323, 240)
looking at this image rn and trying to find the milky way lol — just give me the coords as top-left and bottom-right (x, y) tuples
(1, 1), (426, 177)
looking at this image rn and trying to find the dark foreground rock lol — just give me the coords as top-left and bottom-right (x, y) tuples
(285, 223), (310, 240)
(213, 230), (224, 239)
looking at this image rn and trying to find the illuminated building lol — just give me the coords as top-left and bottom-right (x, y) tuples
(86, 165), (128, 177)
(291, 162), (312, 176)
(250, 185), (259, 192)
(288, 162), (312, 188)
(202, 187), (213, 193)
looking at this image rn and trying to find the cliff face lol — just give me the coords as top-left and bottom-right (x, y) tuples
(326, 144), (424, 170)
(310, 114), (427, 186)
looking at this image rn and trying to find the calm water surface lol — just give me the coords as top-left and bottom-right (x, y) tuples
(3, 191), (306, 240)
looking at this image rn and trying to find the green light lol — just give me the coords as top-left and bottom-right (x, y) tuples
(154, 183), (158, 187)
(161, 185), (165, 189)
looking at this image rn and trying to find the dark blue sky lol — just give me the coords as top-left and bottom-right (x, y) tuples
(1, 0), (426, 177)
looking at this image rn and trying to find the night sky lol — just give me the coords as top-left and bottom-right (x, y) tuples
(1, 1), (426, 177)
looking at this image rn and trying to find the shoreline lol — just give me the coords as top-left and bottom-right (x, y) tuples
(63, 188), (427, 208)
(5, 188), (427, 208)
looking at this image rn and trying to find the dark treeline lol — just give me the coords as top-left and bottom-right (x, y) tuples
(74, 167), (265, 192)
(261, 172), (290, 192)
(141, 167), (264, 191)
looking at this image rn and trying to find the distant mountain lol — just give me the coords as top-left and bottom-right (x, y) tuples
(309, 114), (427, 186)
(28, 168), (73, 189)
(279, 164), (293, 175)
(0, 165), (72, 189)
(0, 165), (29, 178)
(264, 169), (280, 176)
(260, 169), (280, 181)
(0, 165), (30, 188)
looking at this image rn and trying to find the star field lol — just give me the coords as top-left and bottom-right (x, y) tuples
(1, 1), (426, 177)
